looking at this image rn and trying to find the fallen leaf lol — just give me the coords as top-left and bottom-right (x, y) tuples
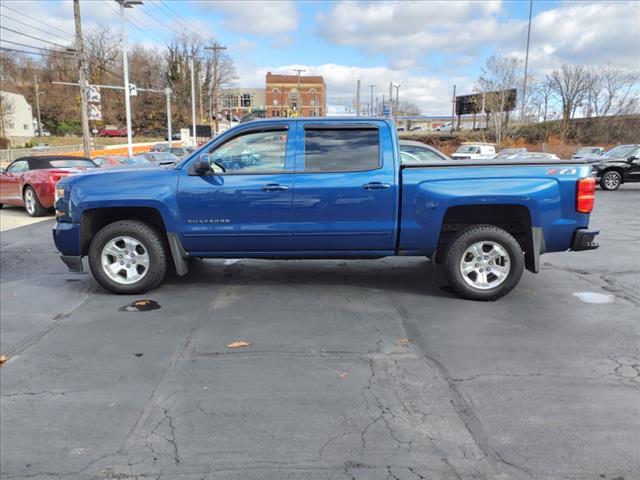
(226, 341), (251, 349)
(0, 355), (7, 366)
(133, 300), (151, 306)
(339, 372), (348, 379)
(398, 338), (411, 346)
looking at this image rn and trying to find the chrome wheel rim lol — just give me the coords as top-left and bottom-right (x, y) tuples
(24, 189), (35, 214)
(604, 173), (620, 189)
(100, 236), (150, 285)
(459, 241), (511, 290)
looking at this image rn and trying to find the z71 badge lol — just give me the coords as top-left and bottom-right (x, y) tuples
(546, 168), (577, 175)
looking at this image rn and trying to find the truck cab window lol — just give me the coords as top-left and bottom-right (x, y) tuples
(207, 130), (288, 173)
(303, 128), (380, 173)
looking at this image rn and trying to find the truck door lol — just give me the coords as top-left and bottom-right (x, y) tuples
(177, 124), (294, 253)
(291, 122), (397, 252)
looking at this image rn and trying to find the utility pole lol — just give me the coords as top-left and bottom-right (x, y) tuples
(356, 79), (361, 116)
(451, 84), (456, 134)
(205, 43), (227, 134)
(116, 0), (141, 157)
(520, 0), (533, 123)
(389, 82), (393, 116)
(189, 55), (197, 145)
(73, 0), (91, 158)
(165, 87), (172, 145)
(33, 75), (42, 136)
(394, 84), (401, 120)
(294, 68), (305, 115)
(368, 84), (375, 116)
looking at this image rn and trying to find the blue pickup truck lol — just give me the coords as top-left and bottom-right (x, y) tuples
(53, 118), (598, 300)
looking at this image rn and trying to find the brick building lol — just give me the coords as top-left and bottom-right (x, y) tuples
(265, 72), (326, 117)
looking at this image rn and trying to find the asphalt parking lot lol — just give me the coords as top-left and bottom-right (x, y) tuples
(1, 187), (639, 480)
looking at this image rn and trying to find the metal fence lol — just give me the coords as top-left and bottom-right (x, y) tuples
(0, 144), (84, 163)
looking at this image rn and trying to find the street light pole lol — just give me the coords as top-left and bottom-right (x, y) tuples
(165, 87), (172, 145)
(520, 0), (533, 123)
(368, 84), (375, 116)
(116, 0), (141, 157)
(394, 84), (401, 120)
(189, 55), (197, 146)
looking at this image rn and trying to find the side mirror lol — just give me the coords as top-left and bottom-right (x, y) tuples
(0, 167), (5, 173)
(626, 156), (638, 163)
(189, 157), (211, 175)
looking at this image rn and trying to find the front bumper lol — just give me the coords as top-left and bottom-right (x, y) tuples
(571, 228), (599, 251)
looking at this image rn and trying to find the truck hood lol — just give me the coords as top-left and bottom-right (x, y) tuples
(57, 162), (175, 187)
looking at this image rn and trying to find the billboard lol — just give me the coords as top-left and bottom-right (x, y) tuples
(456, 89), (517, 115)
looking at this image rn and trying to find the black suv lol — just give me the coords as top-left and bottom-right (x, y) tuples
(590, 144), (640, 190)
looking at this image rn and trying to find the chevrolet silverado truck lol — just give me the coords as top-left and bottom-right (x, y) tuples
(53, 118), (599, 300)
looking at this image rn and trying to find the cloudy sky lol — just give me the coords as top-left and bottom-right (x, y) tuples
(1, 0), (639, 114)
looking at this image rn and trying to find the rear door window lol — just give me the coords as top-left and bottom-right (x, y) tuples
(303, 127), (380, 173)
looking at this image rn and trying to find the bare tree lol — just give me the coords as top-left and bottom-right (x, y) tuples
(585, 64), (639, 118)
(527, 74), (555, 123)
(546, 64), (595, 138)
(477, 55), (522, 147)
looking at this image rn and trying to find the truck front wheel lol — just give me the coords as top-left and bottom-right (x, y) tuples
(88, 220), (167, 294)
(443, 225), (524, 301)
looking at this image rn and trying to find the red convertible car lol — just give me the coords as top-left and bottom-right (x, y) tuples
(0, 155), (96, 216)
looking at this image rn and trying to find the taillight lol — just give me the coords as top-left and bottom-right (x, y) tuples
(576, 177), (595, 213)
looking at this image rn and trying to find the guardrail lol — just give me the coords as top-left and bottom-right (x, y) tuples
(0, 144), (84, 163)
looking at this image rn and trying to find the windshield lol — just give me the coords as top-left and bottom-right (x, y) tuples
(151, 152), (179, 161)
(455, 145), (478, 154)
(48, 160), (96, 168)
(577, 147), (600, 154)
(603, 145), (636, 158)
(123, 156), (150, 165)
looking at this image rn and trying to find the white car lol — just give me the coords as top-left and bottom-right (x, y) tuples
(451, 143), (496, 160)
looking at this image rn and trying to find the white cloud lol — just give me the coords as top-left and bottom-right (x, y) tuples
(198, 0), (299, 36)
(236, 63), (472, 115)
(316, 0), (640, 71)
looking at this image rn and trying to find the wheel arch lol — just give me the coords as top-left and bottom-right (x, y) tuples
(80, 207), (188, 276)
(437, 204), (540, 273)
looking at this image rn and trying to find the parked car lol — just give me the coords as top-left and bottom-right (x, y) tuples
(31, 143), (50, 151)
(510, 152), (560, 161)
(410, 126), (424, 132)
(135, 151), (181, 165)
(98, 126), (128, 137)
(161, 146), (193, 158)
(451, 143), (496, 160)
(93, 155), (151, 167)
(399, 140), (450, 163)
(492, 148), (527, 160)
(572, 146), (604, 160)
(53, 118), (598, 300)
(397, 126), (406, 132)
(150, 143), (170, 152)
(164, 132), (181, 141)
(1, 155), (96, 216)
(436, 122), (452, 131)
(590, 144), (640, 190)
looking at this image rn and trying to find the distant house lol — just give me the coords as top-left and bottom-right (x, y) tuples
(0, 91), (35, 146)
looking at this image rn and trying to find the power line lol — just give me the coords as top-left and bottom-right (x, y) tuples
(0, 46), (73, 58)
(0, 26), (73, 50)
(103, 0), (166, 45)
(153, 0), (191, 31)
(0, 4), (76, 39)
(137, 4), (184, 37)
(0, 39), (75, 56)
(0, 13), (75, 43)
(159, 0), (192, 29)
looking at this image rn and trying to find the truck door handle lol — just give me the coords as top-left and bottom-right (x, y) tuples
(362, 182), (391, 190)
(260, 183), (288, 191)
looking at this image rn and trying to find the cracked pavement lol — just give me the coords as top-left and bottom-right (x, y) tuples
(1, 186), (639, 479)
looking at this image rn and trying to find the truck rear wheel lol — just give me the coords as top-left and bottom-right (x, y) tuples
(443, 225), (524, 301)
(88, 220), (167, 294)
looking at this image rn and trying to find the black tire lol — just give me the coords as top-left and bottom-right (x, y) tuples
(599, 170), (622, 191)
(443, 225), (524, 301)
(88, 220), (167, 294)
(23, 186), (47, 217)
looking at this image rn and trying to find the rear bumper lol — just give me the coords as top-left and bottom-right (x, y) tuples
(571, 228), (599, 251)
